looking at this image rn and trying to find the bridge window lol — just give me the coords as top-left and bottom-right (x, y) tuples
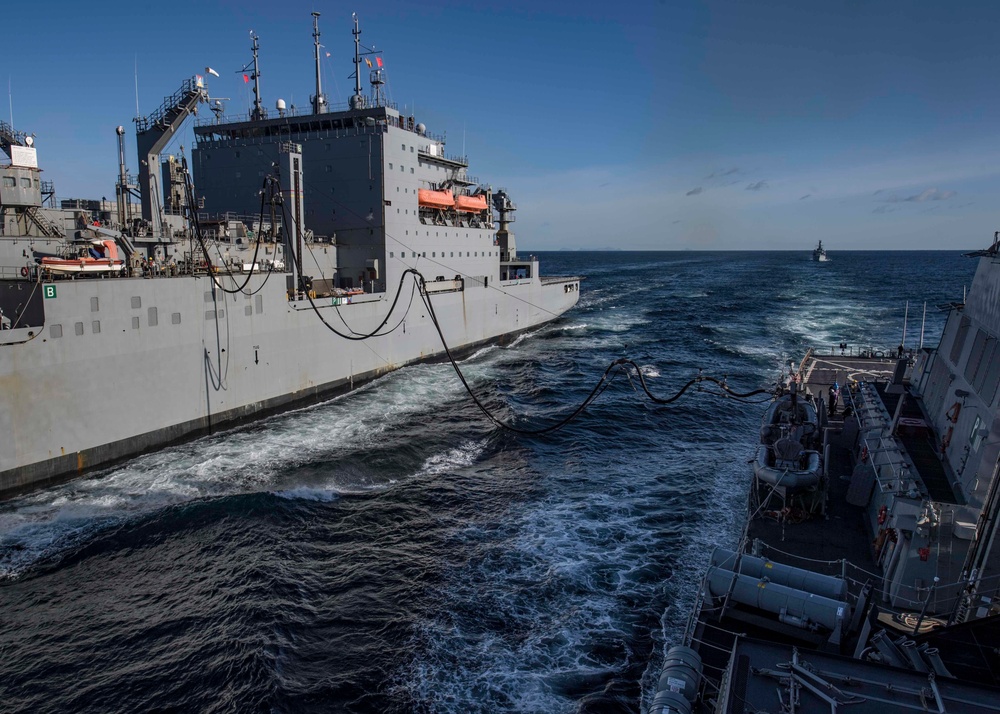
(2, 176), (14, 187)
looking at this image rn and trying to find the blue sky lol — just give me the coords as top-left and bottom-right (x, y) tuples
(6, 0), (1000, 250)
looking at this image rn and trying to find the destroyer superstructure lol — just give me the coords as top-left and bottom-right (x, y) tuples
(650, 240), (1000, 713)
(0, 15), (579, 498)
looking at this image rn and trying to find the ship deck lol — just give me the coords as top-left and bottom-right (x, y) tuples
(744, 351), (897, 585)
(687, 352), (901, 692)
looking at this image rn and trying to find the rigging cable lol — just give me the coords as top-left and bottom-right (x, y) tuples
(182, 161), (278, 296)
(267, 164), (772, 433)
(239, 147), (564, 319)
(416, 273), (771, 435)
(280, 202), (421, 340)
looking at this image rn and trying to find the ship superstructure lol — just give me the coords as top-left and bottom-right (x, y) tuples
(0, 15), (579, 498)
(650, 239), (1000, 713)
(191, 14), (535, 298)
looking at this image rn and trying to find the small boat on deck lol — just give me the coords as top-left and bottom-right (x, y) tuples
(39, 239), (125, 275)
(753, 393), (822, 495)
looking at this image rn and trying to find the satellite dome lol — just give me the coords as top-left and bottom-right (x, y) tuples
(276, 98), (287, 111)
(416, 123), (426, 135)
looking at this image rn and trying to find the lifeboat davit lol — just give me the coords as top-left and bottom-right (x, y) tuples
(417, 189), (455, 210)
(455, 194), (488, 213)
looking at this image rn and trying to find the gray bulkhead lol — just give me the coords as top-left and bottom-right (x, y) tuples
(192, 105), (503, 295)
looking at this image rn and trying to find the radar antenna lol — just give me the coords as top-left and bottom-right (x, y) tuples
(0, 118), (28, 160)
(369, 61), (386, 108)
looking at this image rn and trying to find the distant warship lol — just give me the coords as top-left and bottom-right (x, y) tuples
(0, 14), (579, 497)
(812, 239), (829, 261)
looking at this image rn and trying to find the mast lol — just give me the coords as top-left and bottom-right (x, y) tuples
(243, 31), (265, 121)
(115, 125), (131, 229)
(350, 14), (365, 110)
(901, 300), (909, 349)
(919, 301), (927, 349)
(311, 12), (327, 114)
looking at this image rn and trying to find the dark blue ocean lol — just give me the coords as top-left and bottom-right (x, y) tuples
(0, 250), (979, 713)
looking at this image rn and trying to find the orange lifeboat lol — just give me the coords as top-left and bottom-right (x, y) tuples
(455, 194), (488, 213)
(417, 189), (455, 210)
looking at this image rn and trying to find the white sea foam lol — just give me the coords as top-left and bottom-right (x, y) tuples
(272, 486), (342, 502)
(399, 473), (664, 712)
(0, 357), (500, 579)
(417, 441), (485, 477)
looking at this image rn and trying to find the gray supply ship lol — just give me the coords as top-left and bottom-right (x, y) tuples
(650, 238), (1000, 713)
(0, 15), (579, 499)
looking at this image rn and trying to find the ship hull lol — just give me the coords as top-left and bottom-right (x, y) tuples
(0, 272), (578, 498)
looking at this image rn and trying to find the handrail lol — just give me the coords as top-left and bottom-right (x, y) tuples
(136, 77), (203, 133)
